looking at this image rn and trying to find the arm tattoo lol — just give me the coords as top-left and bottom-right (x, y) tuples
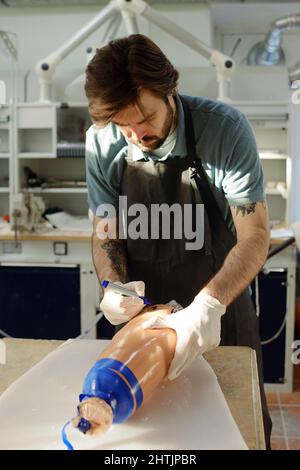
(101, 240), (127, 282)
(235, 202), (257, 216)
(234, 201), (267, 217)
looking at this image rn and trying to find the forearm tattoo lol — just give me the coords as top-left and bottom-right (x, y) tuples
(101, 240), (127, 282)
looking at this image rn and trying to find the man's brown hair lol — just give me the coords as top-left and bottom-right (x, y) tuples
(85, 34), (179, 126)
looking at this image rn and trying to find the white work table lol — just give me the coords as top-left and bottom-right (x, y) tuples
(0, 339), (265, 450)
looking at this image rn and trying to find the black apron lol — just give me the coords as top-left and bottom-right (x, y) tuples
(120, 95), (272, 448)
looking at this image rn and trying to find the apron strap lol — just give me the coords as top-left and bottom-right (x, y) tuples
(178, 94), (234, 238)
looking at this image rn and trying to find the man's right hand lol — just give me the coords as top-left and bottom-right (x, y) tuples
(100, 281), (146, 325)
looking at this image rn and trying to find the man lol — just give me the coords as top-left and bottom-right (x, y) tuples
(85, 34), (272, 447)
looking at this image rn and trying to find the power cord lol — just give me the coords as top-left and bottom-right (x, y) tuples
(0, 327), (12, 338)
(254, 274), (287, 346)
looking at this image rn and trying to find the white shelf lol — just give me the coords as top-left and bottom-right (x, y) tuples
(22, 187), (87, 194)
(18, 153), (55, 159)
(0, 153), (9, 159)
(259, 152), (288, 160)
(0, 188), (9, 193)
(265, 188), (288, 199)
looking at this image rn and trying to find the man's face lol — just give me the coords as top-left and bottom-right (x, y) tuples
(111, 89), (176, 152)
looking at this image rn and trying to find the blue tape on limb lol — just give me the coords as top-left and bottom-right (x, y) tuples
(81, 365), (134, 423)
(81, 358), (143, 423)
(97, 358), (143, 409)
(62, 420), (74, 450)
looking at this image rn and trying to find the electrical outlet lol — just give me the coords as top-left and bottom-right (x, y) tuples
(53, 241), (68, 256)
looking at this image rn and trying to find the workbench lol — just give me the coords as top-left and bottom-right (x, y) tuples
(0, 226), (297, 391)
(0, 339), (265, 450)
(0, 226), (91, 242)
(0, 225), (290, 243)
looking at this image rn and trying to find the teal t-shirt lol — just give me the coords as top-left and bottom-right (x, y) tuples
(85, 94), (265, 231)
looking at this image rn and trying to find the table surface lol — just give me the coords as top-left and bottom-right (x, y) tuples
(0, 225), (289, 245)
(0, 226), (91, 241)
(0, 339), (265, 450)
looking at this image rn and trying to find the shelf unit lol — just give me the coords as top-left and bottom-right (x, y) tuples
(22, 187), (88, 194)
(1, 100), (296, 226)
(234, 102), (291, 226)
(14, 102), (91, 216)
(2, 100), (294, 224)
(0, 104), (13, 222)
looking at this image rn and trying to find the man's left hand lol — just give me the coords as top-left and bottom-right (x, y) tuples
(142, 292), (226, 380)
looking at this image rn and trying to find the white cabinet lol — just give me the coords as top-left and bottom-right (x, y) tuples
(17, 104), (56, 158)
(15, 102), (91, 216)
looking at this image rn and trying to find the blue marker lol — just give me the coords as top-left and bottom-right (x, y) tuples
(101, 280), (152, 306)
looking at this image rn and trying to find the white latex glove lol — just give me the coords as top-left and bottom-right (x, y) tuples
(142, 292), (226, 380)
(100, 280), (145, 325)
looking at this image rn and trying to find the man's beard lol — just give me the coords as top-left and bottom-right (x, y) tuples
(130, 100), (175, 152)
